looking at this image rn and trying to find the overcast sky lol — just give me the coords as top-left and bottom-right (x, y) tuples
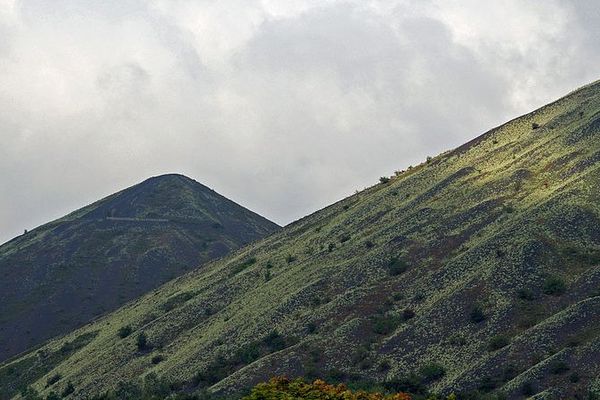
(1, 0), (599, 243)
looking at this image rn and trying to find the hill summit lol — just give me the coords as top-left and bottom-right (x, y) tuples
(3, 81), (600, 400)
(0, 174), (279, 362)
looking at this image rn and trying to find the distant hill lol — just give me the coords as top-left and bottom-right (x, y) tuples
(0, 174), (279, 363)
(3, 81), (600, 400)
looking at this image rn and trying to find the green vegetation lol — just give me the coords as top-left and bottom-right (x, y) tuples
(487, 335), (510, 351)
(4, 81), (600, 400)
(0, 174), (279, 362)
(117, 325), (133, 338)
(469, 305), (486, 324)
(543, 276), (566, 296)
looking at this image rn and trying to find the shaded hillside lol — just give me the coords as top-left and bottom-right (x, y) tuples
(3, 81), (600, 400)
(0, 174), (279, 363)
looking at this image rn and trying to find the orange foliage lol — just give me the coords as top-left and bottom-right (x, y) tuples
(243, 376), (411, 400)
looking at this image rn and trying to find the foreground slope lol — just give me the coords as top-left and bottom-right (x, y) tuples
(3, 81), (600, 400)
(0, 174), (279, 363)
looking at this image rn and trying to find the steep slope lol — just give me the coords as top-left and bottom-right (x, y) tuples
(3, 81), (600, 400)
(0, 174), (279, 363)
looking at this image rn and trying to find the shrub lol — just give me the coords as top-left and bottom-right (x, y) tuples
(151, 354), (164, 364)
(136, 332), (150, 351)
(502, 364), (518, 382)
(419, 363), (445, 383)
(532, 122), (540, 130)
(378, 360), (391, 372)
(402, 309), (415, 321)
(388, 257), (408, 276)
(550, 361), (569, 375)
(521, 381), (535, 396)
(569, 372), (580, 383)
(372, 315), (400, 335)
(379, 177), (391, 184)
(470, 305), (486, 323)
(118, 325), (133, 338)
(517, 289), (534, 300)
(231, 257), (257, 275)
(46, 374), (61, 387)
(365, 240), (375, 249)
(339, 234), (351, 243)
(543, 276), (566, 296)
(46, 392), (60, 400)
(448, 333), (467, 346)
(243, 377), (412, 400)
(286, 254), (296, 263)
(61, 382), (75, 397)
(488, 335), (510, 351)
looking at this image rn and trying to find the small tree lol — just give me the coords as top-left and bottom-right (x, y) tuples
(136, 332), (150, 351)
(543, 276), (566, 296)
(118, 325), (133, 338)
(379, 176), (390, 184)
(61, 382), (75, 397)
(488, 335), (510, 351)
(470, 305), (486, 323)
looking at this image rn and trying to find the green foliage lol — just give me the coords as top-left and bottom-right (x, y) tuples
(231, 258), (258, 275)
(243, 377), (412, 400)
(543, 276), (566, 296)
(46, 392), (60, 400)
(117, 325), (133, 339)
(549, 361), (569, 374)
(517, 289), (534, 301)
(61, 381), (75, 397)
(402, 309), (416, 321)
(46, 373), (61, 387)
(419, 363), (446, 383)
(379, 177), (391, 184)
(161, 291), (196, 311)
(372, 315), (400, 335)
(488, 335), (510, 351)
(388, 257), (408, 276)
(136, 332), (150, 351)
(470, 305), (486, 323)
(7, 82), (600, 399)
(151, 354), (164, 364)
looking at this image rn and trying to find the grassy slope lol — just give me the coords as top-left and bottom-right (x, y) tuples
(3, 82), (600, 400)
(0, 174), (279, 364)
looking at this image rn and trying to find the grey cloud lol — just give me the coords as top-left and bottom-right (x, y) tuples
(0, 0), (599, 243)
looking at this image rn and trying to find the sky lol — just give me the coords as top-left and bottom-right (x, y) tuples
(1, 0), (599, 244)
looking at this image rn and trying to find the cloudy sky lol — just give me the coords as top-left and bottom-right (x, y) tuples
(1, 0), (599, 243)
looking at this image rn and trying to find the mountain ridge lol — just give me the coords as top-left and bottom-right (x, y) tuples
(3, 80), (600, 399)
(0, 174), (279, 364)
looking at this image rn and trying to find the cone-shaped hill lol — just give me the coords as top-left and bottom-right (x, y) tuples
(0, 174), (279, 363)
(3, 81), (600, 400)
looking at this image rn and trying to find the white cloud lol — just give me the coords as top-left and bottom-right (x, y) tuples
(0, 0), (598, 243)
